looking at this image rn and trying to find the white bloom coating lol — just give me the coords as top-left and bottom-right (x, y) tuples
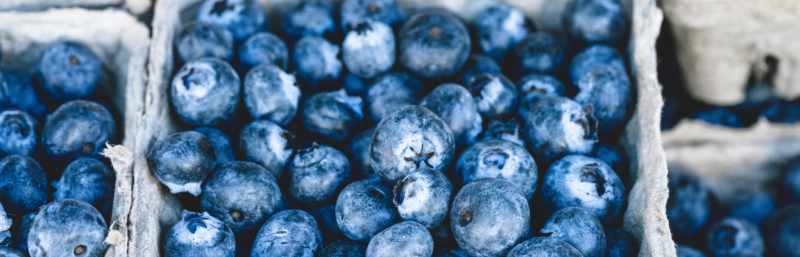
(343, 21), (396, 79)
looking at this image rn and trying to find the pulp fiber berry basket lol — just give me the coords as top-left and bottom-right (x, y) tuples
(130, 0), (674, 256)
(0, 8), (149, 257)
(0, 0), (151, 15)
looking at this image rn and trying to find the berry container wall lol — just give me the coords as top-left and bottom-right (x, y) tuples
(137, 0), (673, 256)
(0, 0), (151, 15)
(0, 9), (150, 257)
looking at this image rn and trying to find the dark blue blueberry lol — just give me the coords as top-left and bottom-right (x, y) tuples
(450, 178), (530, 257)
(11, 212), (35, 253)
(763, 99), (800, 124)
(786, 158), (800, 203)
(690, 108), (745, 128)
(507, 237), (583, 257)
(366, 221), (433, 257)
(164, 211), (236, 257)
(370, 106), (455, 185)
(34, 41), (102, 102)
(398, 9), (471, 80)
(243, 64), (301, 126)
(726, 191), (775, 226)
(453, 54), (502, 86)
(392, 167), (453, 228)
(302, 89), (364, 144)
(319, 241), (367, 257)
(343, 21), (396, 79)
(562, 0), (627, 45)
(468, 73), (519, 121)
(345, 128), (377, 181)
(193, 127), (235, 168)
(251, 209), (322, 257)
(432, 248), (469, 257)
(0, 110), (37, 157)
(524, 96), (598, 163)
(705, 218), (764, 257)
(340, 0), (406, 33)
(482, 118), (523, 146)
(574, 64), (632, 138)
(343, 72), (372, 96)
(589, 142), (627, 179)
(53, 158), (115, 218)
(605, 228), (639, 257)
(516, 73), (566, 119)
(147, 131), (216, 196)
(0, 69), (48, 119)
(238, 120), (294, 179)
(0, 247), (24, 257)
(201, 161), (284, 236)
(666, 170), (712, 242)
(292, 37), (343, 92)
(335, 179), (399, 242)
(282, 0), (337, 41)
(0, 155), (47, 216)
(238, 32), (289, 72)
(289, 143), (351, 205)
(568, 44), (626, 83)
(474, 2), (531, 63)
(171, 57), (240, 127)
(541, 207), (606, 257)
(175, 21), (234, 63)
(455, 140), (538, 200)
(420, 83), (482, 147)
(308, 204), (345, 244)
(677, 245), (707, 257)
(762, 205), (800, 257)
(42, 100), (117, 167)
(511, 32), (565, 77)
(28, 199), (107, 257)
(0, 203), (9, 247)
(365, 72), (424, 124)
(428, 219), (457, 248)
(196, 0), (267, 42)
(541, 155), (625, 225)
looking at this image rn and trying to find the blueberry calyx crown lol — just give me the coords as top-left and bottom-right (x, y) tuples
(392, 177), (417, 206)
(2, 113), (31, 137)
(182, 211), (209, 233)
(369, 189), (385, 199)
(403, 144), (435, 169)
(210, 0), (234, 16)
(712, 225), (738, 248)
(353, 21), (374, 35)
(458, 206), (473, 227)
(298, 142), (320, 156)
(69, 56), (80, 65)
(576, 104), (599, 140)
(483, 149), (509, 169)
(367, 4), (380, 14)
(428, 26), (443, 37)
(280, 131), (295, 150)
(580, 163), (606, 195)
(468, 73), (499, 99)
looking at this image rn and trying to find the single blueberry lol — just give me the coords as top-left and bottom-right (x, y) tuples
(164, 211), (236, 257)
(171, 57), (240, 127)
(175, 21), (234, 63)
(292, 37), (343, 92)
(589, 142), (628, 179)
(345, 128), (378, 180)
(450, 178), (530, 257)
(468, 73), (519, 121)
(365, 72), (425, 124)
(201, 161), (284, 236)
(420, 83), (483, 147)
(238, 32), (289, 72)
(340, 0), (406, 33)
(11, 212), (35, 253)
(243, 64), (301, 126)
(302, 89), (364, 144)
(455, 140), (538, 200)
(763, 100), (800, 124)
(524, 96), (598, 163)
(541, 207), (606, 257)
(0, 203), (9, 247)
(238, 120), (294, 179)
(482, 118), (525, 146)
(343, 21), (396, 79)
(0, 247), (24, 257)
(308, 204), (345, 244)
(398, 9), (471, 79)
(474, 2), (532, 63)
(335, 179), (399, 242)
(370, 106), (455, 185)
(666, 170), (712, 242)
(320, 241), (367, 257)
(365, 221), (433, 257)
(562, 0), (627, 45)
(453, 54), (502, 87)
(343, 72), (372, 96)
(250, 209), (322, 257)
(705, 218), (764, 257)
(691, 108), (746, 128)
(507, 237), (583, 257)
(282, 0), (337, 41)
(28, 199), (108, 257)
(516, 73), (566, 119)
(289, 143), (351, 205)
(0, 155), (47, 216)
(541, 155), (625, 225)
(605, 228), (639, 257)
(392, 167), (453, 228)
(43, 100), (117, 168)
(147, 131), (216, 196)
(0, 69), (48, 119)
(34, 41), (102, 102)
(677, 244), (707, 257)
(568, 44), (626, 84)
(762, 205), (800, 257)
(726, 191), (776, 226)
(511, 32), (565, 77)
(432, 248), (469, 257)
(53, 158), (115, 218)
(196, 0), (267, 42)
(193, 127), (235, 168)
(574, 65), (633, 138)
(0, 110), (37, 157)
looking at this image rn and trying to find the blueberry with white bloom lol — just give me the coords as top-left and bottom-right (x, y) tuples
(336, 179), (399, 242)
(393, 167), (453, 228)
(420, 83), (483, 147)
(34, 41), (102, 102)
(302, 89), (364, 144)
(511, 32), (565, 77)
(288, 143), (351, 205)
(0, 110), (37, 157)
(541, 207), (606, 257)
(42, 100), (117, 168)
(343, 21), (396, 79)
(0, 155), (47, 216)
(482, 118), (524, 146)
(541, 155), (625, 225)
(568, 44), (626, 83)
(282, 0), (337, 41)
(292, 37), (343, 92)
(453, 54), (502, 87)
(250, 209), (322, 257)
(0, 203), (10, 247)
(524, 96), (597, 163)
(516, 74), (567, 119)
(507, 237), (583, 257)
(365, 72), (425, 124)
(0, 69), (48, 120)
(175, 21), (234, 63)
(563, 0), (627, 45)
(455, 140), (538, 200)
(164, 211), (236, 257)
(243, 64), (301, 126)
(366, 221), (434, 257)
(238, 120), (294, 180)
(196, 0), (267, 42)
(706, 218), (764, 257)
(238, 32), (289, 72)
(573, 65), (632, 138)
(398, 9), (471, 79)
(340, 0), (406, 33)
(193, 127), (235, 168)
(28, 199), (108, 257)
(474, 2), (532, 63)
(147, 131), (216, 196)
(170, 58), (240, 127)
(468, 73), (519, 121)
(53, 158), (115, 218)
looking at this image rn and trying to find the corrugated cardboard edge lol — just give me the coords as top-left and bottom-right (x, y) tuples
(0, 0), (152, 15)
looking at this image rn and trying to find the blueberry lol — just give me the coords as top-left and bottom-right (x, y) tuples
(690, 108), (745, 128)
(0, 69), (48, 119)
(667, 170), (712, 242)
(343, 21), (396, 79)
(196, 0), (267, 42)
(171, 57), (240, 127)
(193, 127), (235, 168)
(201, 161), (284, 236)
(432, 248), (469, 257)
(568, 44), (626, 84)
(786, 159), (800, 203)
(562, 0), (627, 45)
(366, 221), (433, 257)
(340, 0), (406, 33)
(541, 207), (606, 257)
(238, 32), (289, 72)
(238, 120), (294, 179)
(41, 100), (116, 167)
(705, 218), (764, 257)
(164, 211), (236, 257)
(450, 178), (530, 257)
(0, 247), (24, 257)
(677, 245), (707, 257)
(588, 142), (628, 179)
(524, 96), (598, 163)
(574, 65), (632, 138)
(251, 209), (322, 257)
(762, 205), (800, 257)
(0, 110), (37, 157)
(726, 191), (775, 226)
(289, 143), (351, 205)
(175, 21), (234, 63)
(455, 140), (538, 200)
(392, 167), (453, 228)
(343, 72), (372, 96)
(53, 158), (115, 218)
(28, 199), (108, 257)
(0, 155), (47, 216)
(763, 100), (800, 124)
(243, 64), (301, 126)
(335, 179), (399, 242)
(605, 228), (638, 257)
(282, 0), (337, 41)
(308, 204), (345, 244)
(292, 37), (343, 92)
(474, 2), (531, 63)
(516, 74), (566, 119)
(420, 83), (483, 147)
(398, 9), (471, 79)
(345, 128), (377, 180)
(511, 32), (565, 77)
(365, 72), (424, 124)
(320, 241), (367, 257)
(370, 106), (455, 185)
(453, 54), (502, 87)
(11, 212), (35, 253)
(34, 41), (102, 102)
(0, 203), (9, 247)
(506, 237), (583, 257)
(147, 131), (216, 196)
(483, 119), (523, 146)
(468, 73), (519, 121)
(542, 155), (625, 225)
(302, 89), (364, 144)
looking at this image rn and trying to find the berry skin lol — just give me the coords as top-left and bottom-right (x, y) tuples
(432, 248), (470, 257)
(0, 247), (24, 257)
(320, 241), (367, 257)
(365, 221), (434, 257)
(605, 228), (639, 257)
(243, 64), (301, 126)
(393, 167), (453, 228)
(292, 37), (343, 92)
(0, 69), (48, 120)
(667, 170), (712, 242)
(453, 54), (502, 87)
(398, 9), (471, 79)
(11, 212), (36, 253)
(0, 110), (37, 157)
(540, 207), (606, 257)
(28, 199), (108, 257)
(147, 131), (216, 196)
(343, 21), (396, 79)
(0, 203), (10, 247)
(345, 128), (378, 181)
(308, 204), (346, 245)
(34, 41), (102, 102)
(511, 32), (565, 77)
(524, 96), (597, 163)
(340, 0), (406, 33)
(588, 142), (628, 180)
(785, 159), (800, 203)
(676, 245), (707, 257)
(474, 2), (531, 63)
(42, 100), (117, 168)
(563, 0), (627, 45)
(238, 32), (289, 72)
(455, 140), (538, 200)
(726, 191), (776, 227)
(573, 65), (632, 138)
(468, 73), (519, 121)
(335, 179), (399, 242)
(196, 0), (267, 42)
(365, 72), (424, 124)
(568, 44), (626, 84)
(691, 108), (746, 128)
(288, 143), (352, 205)
(301, 89), (364, 144)
(175, 21), (234, 63)
(250, 209), (322, 257)
(762, 205), (800, 257)
(421, 83), (483, 148)
(53, 158), (115, 219)
(237, 120), (294, 180)
(282, 0), (337, 41)
(170, 57), (240, 127)
(0, 155), (46, 216)
(482, 118), (524, 146)
(193, 127), (235, 168)
(343, 72), (372, 96)
(164, 211), (236, 257)
(507, 237), (583, 257)
(516, 74), (566, 119)
(705, 218), (764, 257)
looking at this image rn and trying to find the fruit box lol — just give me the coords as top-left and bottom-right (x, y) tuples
(125, 0), (674, 256)
(0, 0), (151, 15)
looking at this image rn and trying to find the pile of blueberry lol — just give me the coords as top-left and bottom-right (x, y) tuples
(0, 40), (118, 256)
(153, 0), (635, 256)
